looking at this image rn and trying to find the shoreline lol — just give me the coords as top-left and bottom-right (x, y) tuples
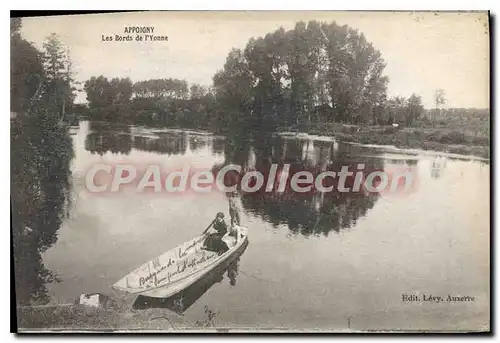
(277, 125), (490, 160)
(75, 120), (489, 160)
(16, 303), (194, 332)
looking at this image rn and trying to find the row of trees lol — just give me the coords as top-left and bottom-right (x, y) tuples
(81, 20), (429, 132)
(212, 20), (390, 131)
(83, 74), (218, 128)
(83, 76), (212, 106)
(133, 78), (189, 99)
(381, 94), (424, 126)
(83, 77), (200, 105)
(83, 76), (133, 108)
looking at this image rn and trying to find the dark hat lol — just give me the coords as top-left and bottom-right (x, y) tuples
(217, 212), (225, 218)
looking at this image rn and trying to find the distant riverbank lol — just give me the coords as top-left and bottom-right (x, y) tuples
(77, 119), (490, 160)
(278, 123), (490, 160)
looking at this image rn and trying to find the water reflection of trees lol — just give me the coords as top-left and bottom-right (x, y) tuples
(133, 133), (188, 156)
(214, 129), (253, 170)
(85, 121), (132, 155)
(188, 136), (208, 153)
(11, 115), (74, 305)
(431, 157), (447, 179)
(84, 123), (211, 157)
(215, 133), (383, 237)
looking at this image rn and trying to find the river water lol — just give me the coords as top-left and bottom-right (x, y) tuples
(41, 121), (489, 330)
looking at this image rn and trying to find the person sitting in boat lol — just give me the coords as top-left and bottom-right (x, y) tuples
(203, 212), (229, 255)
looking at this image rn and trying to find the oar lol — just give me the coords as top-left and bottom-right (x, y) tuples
(201, 219), (216, 235)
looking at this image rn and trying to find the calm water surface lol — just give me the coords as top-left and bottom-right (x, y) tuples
(42, 121), (489, 330)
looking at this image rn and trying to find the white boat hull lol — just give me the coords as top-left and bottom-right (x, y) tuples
(112, 225), (248, 299)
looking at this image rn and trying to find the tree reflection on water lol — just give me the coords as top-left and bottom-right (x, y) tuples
(213, 132), (385, 236)
(85, 121), (133, 156)
(11, 114), (74, 305)
(84, 121), (189, 156)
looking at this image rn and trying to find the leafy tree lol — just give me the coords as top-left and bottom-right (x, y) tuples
(384, 94), (424, 126)
(117, 77), (133, 104)
(190, 83), (207, 99)
(84, 76), (134, 121)
(213, 48), (254, 130)
(10, 19), (44, 114)
(11, 19), (74, 305)
(434, 89), (446, 110)
(406, 93), (424, 126)
(84, 76), (132, 105)
(84, 76), (110, 108)
(133, 78), (188, 99)
(41, 33), (76, 117)
(212, 20), (389, 130)
(385, 96), (407, 124)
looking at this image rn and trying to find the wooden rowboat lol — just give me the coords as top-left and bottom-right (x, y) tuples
(111, 225), (249, 298)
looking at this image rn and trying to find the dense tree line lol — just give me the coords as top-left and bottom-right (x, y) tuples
(11, 18), (74, 305)
(425, 107), (489, 120)
(11, 23), (75, 119)
(82, 20), (427, 132)
(78, 20), (490, 134)
(10, 19), (44, 115)
(84, 76), (133, 108)
(83, 75), (218, 129)
(213, 20), (390, 131)
(381, 94), (424, 126)
(133, 78), (189, 99)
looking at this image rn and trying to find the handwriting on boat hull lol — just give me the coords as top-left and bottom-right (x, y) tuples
(114, 227), (248, 294)
(138, 243), (218, 288)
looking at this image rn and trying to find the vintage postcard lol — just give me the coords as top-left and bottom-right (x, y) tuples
(11, 11), (490, 333)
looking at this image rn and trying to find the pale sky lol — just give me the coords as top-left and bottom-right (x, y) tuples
(20, 11), (489, 108)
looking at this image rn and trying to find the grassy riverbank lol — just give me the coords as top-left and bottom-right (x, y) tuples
(281, 121), (490, 159)
(16, 303), (194, 332)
